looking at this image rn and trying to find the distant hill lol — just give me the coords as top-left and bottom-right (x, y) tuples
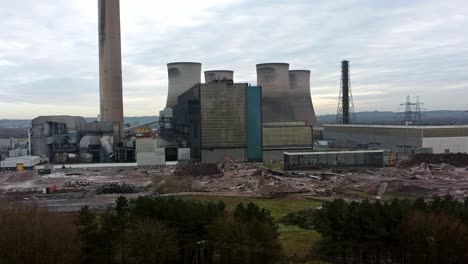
(317, 110), (468, 126)
(0, 116), (158, 128)
(1, 111), (468, 134)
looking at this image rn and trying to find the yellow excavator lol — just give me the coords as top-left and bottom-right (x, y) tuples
(386, 151), (398, 166)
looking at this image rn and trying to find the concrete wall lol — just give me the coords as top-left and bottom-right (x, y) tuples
(423, 137), (468, 153)
(136, 148), (165, 166)
(178, 148), (191, 161)
(136, 138), (156, 152)
(201, 148), (247, 163)
(257, 63), (295, 122)
(289, 70), (317, 126)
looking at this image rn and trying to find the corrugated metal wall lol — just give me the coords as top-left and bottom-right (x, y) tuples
(324, 125), (423, 152)
(423, 127), (468, 137)
(263, 126), (313, 148)
(284, 151), (384, 170)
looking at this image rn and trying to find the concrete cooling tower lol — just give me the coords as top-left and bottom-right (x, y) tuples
(289, 70), (317, 126)
(256, 63), (295, 122)
(166, 62), (202, 108)
(204, 70), (234, 83)
(98, 0), (124, 139)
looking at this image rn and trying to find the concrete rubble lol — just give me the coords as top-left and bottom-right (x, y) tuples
(0, 158), (468, 211)
(95, 183), (139, 195)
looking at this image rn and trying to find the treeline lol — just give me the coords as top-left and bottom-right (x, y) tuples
(283, 196), (468, 263)
(76, 196), (282, 264)
(0, 197), (282, 264)
(0, 202), (81, 263)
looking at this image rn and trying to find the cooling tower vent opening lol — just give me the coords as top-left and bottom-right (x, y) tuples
(204, 70), (234, 83)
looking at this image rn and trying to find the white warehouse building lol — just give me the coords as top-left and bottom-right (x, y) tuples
(324, 124), (468, 154)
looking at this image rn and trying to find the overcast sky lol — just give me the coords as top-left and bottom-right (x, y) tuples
(0, 0), (467, 119)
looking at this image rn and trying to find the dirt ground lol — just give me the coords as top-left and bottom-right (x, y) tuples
(1, 161), (468, 211)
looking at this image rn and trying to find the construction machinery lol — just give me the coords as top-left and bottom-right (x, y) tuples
(386, 151), (398, 167)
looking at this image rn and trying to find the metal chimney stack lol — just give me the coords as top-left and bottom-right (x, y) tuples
(204, 70), (234, 83)
(98, 0), (124, 139)
(166, 62), (202, 108)
(256, 63), (295, 122)
(341, 60), (350, 124)
(289, 70), (317, 126)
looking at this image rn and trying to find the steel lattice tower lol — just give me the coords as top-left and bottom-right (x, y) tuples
(336, 60), (355, 124)
(400, 95), (424, 125)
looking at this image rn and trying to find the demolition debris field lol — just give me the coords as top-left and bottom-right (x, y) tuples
(1, 154), (468, 211)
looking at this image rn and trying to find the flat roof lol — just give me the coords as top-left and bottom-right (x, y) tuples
(324, 124), (468, 129)
(3, 156), (40, 161)
(285, 150), (384, 155)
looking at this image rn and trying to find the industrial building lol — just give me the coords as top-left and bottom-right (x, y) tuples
(172, 82), (262, 163)
(31, 116), (132, 163)
(324, 124), (468, 154)
(256, 63), (316, 160)
(0, 136), (29, 160)
(24, 0), (132, 165)
(158, 62), (316, 163)
(284, 150), (384, 170)
(28, 60), (318, 165)
(1, 156), (40, 169)
(22, 0), (321, 166)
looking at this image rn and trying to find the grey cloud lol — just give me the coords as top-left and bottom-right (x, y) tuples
(0, 0), (467, 118)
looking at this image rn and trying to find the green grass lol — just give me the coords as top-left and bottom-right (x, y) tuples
(278, 224), (321, 259)
(177, 194), (322, 259)
(177, 195), (320, 219)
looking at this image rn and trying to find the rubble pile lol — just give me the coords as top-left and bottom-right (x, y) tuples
(4, 171), (35, 182)
(64, 181), (92, 187)
(174, 164), (221, 177)
(95, 183), (139, 195)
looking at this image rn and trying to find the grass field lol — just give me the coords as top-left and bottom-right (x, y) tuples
(178, 195), (321, 258)
(278, 224), (321, 259)
(178, 195), (320, 219)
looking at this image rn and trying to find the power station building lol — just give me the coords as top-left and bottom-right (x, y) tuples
(22, 0), (320, 166)
(172, 82), (262, 162)
(324, 124), (468, 154)
(30, 116), (132, 163)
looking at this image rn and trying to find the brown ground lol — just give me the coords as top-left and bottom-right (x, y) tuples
(1, 161), (468, 211)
